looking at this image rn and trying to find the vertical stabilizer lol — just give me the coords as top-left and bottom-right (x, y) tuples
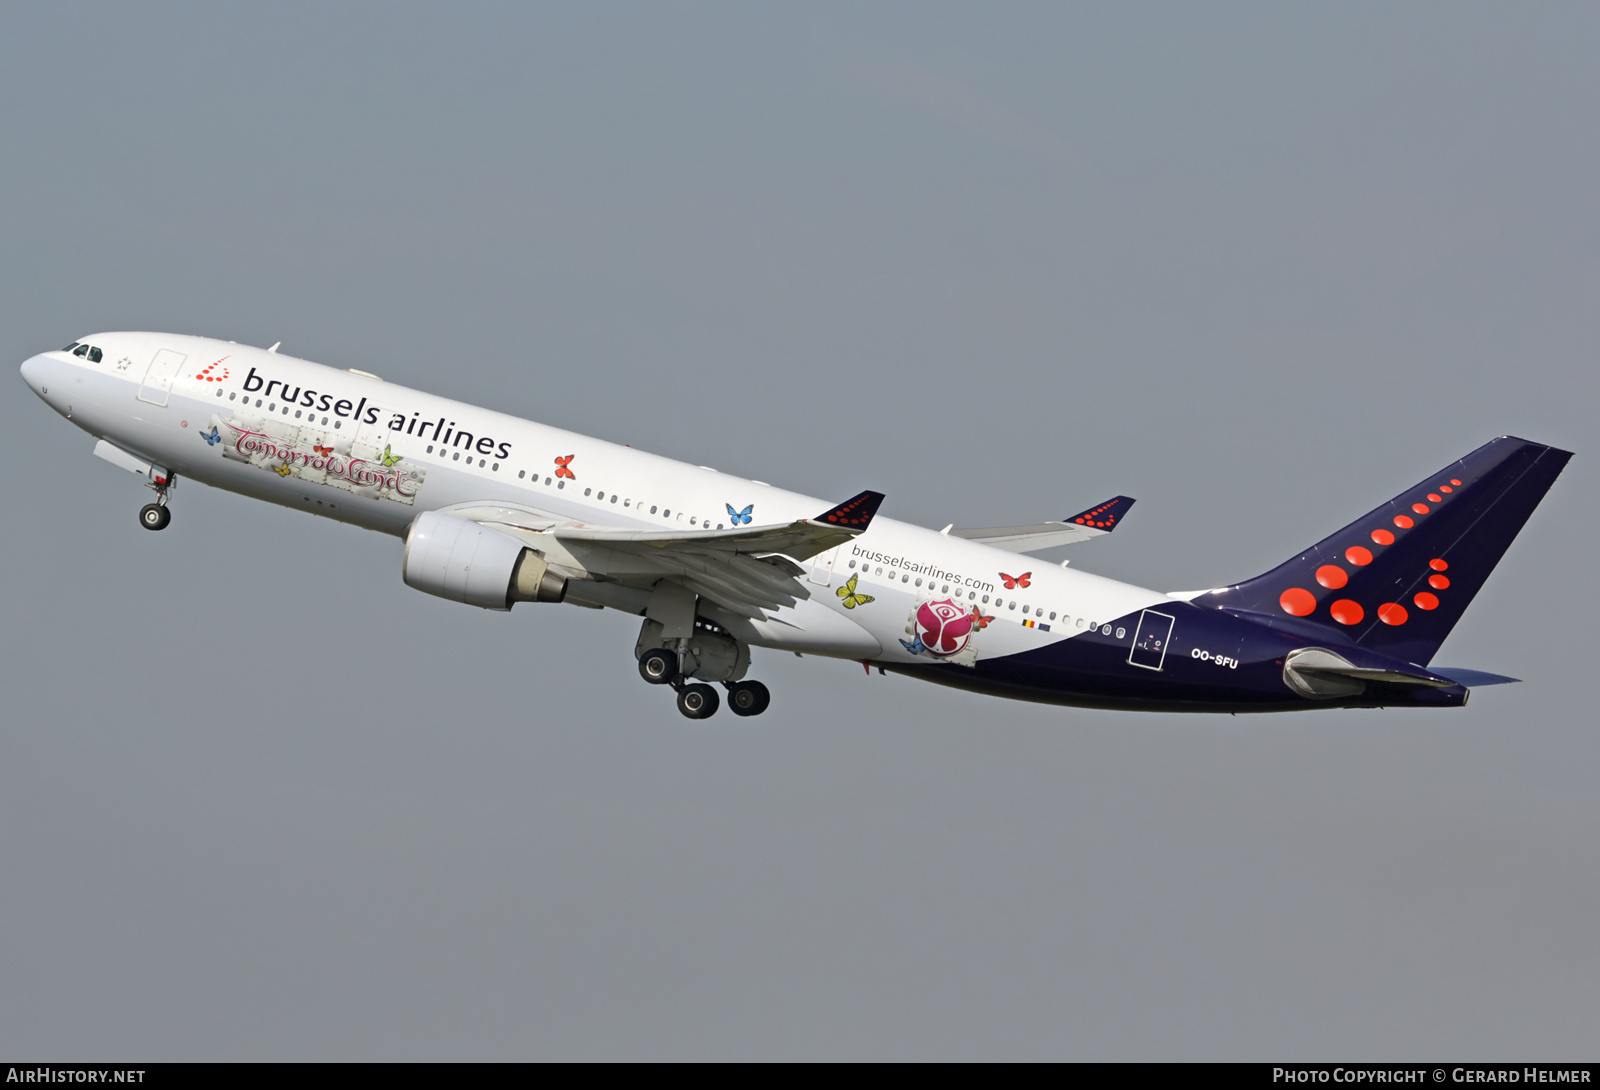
(1205, 437), (1571, 666)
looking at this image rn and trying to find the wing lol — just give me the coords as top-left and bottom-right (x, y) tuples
(448, 490), (886, 620)
(948, 495), (1135, 553)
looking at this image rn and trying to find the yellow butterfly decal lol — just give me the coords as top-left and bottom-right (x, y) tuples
(275, 463), (293, 477)
(836, 572), (874, 609)
(381, 444), (401, 468)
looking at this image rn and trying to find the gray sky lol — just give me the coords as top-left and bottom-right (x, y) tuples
(2, 2), (1596, 1060)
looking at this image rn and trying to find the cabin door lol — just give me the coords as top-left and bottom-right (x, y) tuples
(1127, 610), (1175, 671)
(136, 349), (187, 407)
(808, 547), (839, 587)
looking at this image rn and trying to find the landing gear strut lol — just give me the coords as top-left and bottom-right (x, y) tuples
(138, 470), (175, 531)
(636, 619), (771, 720)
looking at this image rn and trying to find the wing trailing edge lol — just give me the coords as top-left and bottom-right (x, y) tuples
(443, 491), (886, 619)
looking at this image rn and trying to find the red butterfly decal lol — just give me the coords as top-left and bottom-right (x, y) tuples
(554, 454), (576, 479)
(313, 444), (333, 457)
(1000, 571), (1032, 590)
(968, 607), (995, 630)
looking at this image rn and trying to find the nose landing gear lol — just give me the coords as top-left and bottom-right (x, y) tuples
(137, 471), (176, 531)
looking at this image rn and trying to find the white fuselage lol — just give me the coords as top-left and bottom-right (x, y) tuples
(21, 333), (1167, 669)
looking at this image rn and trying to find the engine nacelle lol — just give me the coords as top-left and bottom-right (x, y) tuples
(403, 511), (566, 610)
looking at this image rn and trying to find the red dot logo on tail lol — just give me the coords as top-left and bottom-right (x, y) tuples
(1330, 600), (1364, 625)
(1279, 588), (1316, 616)
(1378, 603), (1408, 625)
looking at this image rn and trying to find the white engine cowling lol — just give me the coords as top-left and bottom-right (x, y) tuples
(403, 511), (566, 610)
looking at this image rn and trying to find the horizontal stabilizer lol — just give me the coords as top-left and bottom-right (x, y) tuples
(1282, 646), (1465, 700)
(1431, 668), (1521, 687)
(951, 495), (1135, 554)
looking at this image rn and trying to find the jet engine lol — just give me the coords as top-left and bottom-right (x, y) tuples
(403, 510), (566, 610)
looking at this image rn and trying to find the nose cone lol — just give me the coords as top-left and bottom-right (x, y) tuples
(20, 352), (50, 394)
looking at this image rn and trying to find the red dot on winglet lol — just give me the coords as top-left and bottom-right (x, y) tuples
(1440, 485), (1453, 493)
(1450, 479), (1462, 486)
(1329, 600), (1364, 625)
(1279, 588), (1317, 616)
(1394, 515), (1414, 529)
(1429, 574), (1450, 590)
(1345, 546), (1373, 566)
(1377, 603), (1408, 626)
(1412, 503), (1430, 514)
(1414, 592), (1439, 610)
(1428, 493), (1442, 502)
(1316, 565), (1348, 589)
(1371, 529), (1395, 545)
(1429, 558), (1448, 571)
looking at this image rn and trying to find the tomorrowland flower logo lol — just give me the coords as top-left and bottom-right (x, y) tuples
(914, 598), (975, 657)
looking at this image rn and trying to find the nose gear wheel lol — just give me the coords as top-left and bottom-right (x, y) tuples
(139, 503), (171, 531)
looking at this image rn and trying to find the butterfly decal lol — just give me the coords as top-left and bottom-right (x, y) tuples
(836, 572), (875, 609)
(198, 426), (221, 446)
(380, 444), (402, 468)
(899, 636), (927, 655)
(274, 463), (293, 477)
(1000, 571), (1032, 590)
(968, 607), (995, 630)
(554, 454), (576, 480)
(313, 443), (333, 457)
(726, 503), (754, 526)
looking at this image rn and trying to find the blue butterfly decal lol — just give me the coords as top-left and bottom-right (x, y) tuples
(899, 636), (926, 655)
(726, 503), (754, 525)
(199, 426), (221, 446)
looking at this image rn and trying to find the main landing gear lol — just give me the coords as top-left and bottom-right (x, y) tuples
(637, 646), (772, 720)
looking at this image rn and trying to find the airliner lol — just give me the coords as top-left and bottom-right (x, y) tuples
(20, 333), (1570, 718)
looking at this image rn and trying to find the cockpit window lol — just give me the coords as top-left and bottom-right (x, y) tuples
(73, 344), (90, 358)
(62, 342), (79, 352)
(88, 347), (102, 362)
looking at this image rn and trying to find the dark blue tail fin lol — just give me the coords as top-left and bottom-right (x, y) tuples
(1206, 437), (1571, 666)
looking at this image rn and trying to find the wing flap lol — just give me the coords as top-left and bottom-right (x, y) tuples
(554, 489), (884, 562)
(447, 491), (886, 619)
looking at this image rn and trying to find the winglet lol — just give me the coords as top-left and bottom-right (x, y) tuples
(813, 490), (885, 530)
(1063, 495), (1135, 531)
